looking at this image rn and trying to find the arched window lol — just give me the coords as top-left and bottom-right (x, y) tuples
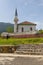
(22, 27), (24, 32)
(30, 27), (32, 31)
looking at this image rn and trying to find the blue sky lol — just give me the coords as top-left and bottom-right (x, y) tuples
(0, 0), (43, 29)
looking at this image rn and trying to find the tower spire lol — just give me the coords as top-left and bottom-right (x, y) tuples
(15, 8), (18, 16)
(14, 8), (19, 23)
(14, 8), (19, 33)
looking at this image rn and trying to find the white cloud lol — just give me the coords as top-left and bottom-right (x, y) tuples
(24, 0), (43, 6)
(36, 21), (43, 29)
(24, 2), (28, 6)
(24, 0), (43, 7)
(23, 0), (35, 6)
(25, 0), (34, 4)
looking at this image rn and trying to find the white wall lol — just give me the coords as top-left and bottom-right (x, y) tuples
(18, 25), (36, 32)
(14, 23), (17, 33)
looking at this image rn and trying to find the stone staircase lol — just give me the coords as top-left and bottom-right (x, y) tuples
(15, 44), (43, 55)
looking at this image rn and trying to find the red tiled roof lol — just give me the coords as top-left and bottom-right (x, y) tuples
(18, 21), (36, 25)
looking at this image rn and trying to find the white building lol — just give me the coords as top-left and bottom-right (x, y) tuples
(14, 9), (37, 34)
(17, 21), (36, 33)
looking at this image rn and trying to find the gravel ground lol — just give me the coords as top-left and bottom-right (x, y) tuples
(12, 57), (43, 65)
(0, 55), (43, 65)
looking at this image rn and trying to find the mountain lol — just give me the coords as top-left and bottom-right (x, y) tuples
(0, 22), (14, 33)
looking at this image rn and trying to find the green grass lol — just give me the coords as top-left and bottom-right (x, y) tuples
(0, 38), (43, 45)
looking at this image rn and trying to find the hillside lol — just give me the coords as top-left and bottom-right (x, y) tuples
(0, 22), (14, 33)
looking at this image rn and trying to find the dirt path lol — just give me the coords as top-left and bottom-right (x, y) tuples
(0, 54), (43, 65)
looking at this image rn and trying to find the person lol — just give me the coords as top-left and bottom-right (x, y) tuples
(6, 34), (10, 39)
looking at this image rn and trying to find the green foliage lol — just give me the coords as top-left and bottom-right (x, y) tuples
(0, 22), (14, 33)
(0, 38), (43, 45)
(6, 26), (13, 33)
(37, 29), (43, 34)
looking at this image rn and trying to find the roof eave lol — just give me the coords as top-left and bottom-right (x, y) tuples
(18, 24), (36, 25)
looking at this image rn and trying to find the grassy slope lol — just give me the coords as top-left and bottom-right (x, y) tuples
(0, 38), (43, 45)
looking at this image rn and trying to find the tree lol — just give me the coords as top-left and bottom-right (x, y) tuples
(37, 29), (43, 34)
(6, 26), (14, 33)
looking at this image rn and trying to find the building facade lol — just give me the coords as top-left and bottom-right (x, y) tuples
(14, 9), (36, 34)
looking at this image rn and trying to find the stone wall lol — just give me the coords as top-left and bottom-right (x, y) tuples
(16, 44), (43, 55)
(0, 44), (43, 55)
(0, 45), (18, 53)
(11, 34), (43, 38)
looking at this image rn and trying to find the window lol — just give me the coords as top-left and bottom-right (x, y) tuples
(22, 27), (24, 32)
(30, 27), (32, 31)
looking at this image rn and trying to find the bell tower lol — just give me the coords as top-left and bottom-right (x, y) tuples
(14, 8), (19, 33)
